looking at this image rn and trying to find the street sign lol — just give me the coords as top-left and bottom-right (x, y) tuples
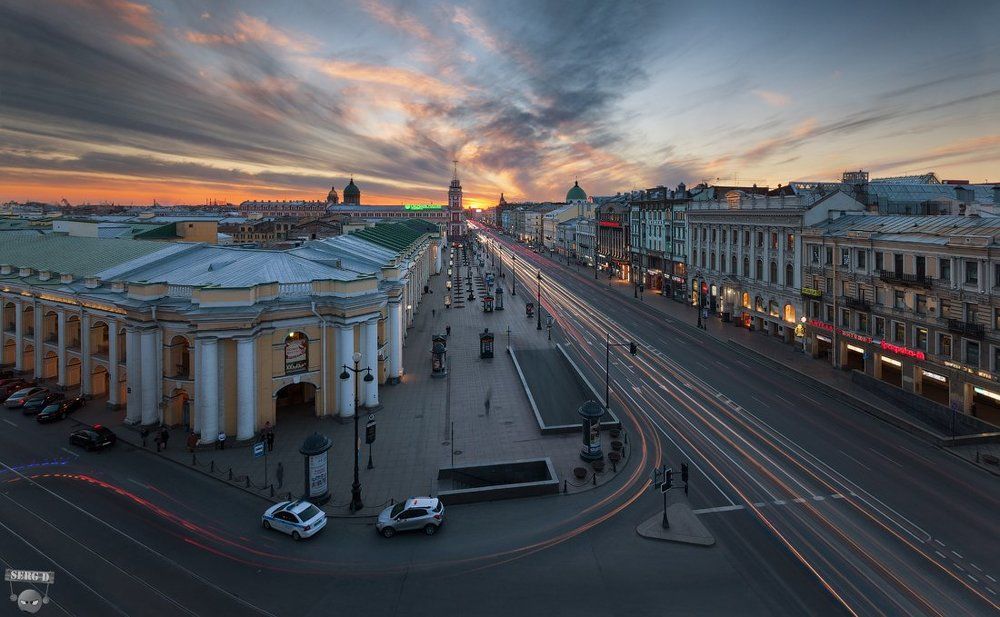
(252, 441), (265, 458)
(365, 420), (377, 444)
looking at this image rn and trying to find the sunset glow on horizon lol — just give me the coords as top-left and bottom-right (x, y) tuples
(2, 0), (998, 207)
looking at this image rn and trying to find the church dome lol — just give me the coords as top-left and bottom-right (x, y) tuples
(343, 178), (361, 204)
(566, 181), (587, 202)
(326, 186), (339, 204)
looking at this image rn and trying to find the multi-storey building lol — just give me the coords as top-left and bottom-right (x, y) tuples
(628, 185), (690, 295)
(685, 189), (865, 339)
(801, 215), (1000, 424)
(595, 200), (631, 279)
(576, 217), (597, 268)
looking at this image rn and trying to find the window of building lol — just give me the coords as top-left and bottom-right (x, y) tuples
(769, 261), (777, 282)
(825, 247), (833, 265)
(742, 257), (750, 277)
(856, 250), (867, 270)
(965, 340), (980, 368)
(915, 256), (926, 278)
(841, 280), (850, 296)
(811, 245), (820, 263)
(840, 308), (851, 327)
(826, 277), (833, 293)
(711, 229), (716, 242)
(940, 299), (951, 319)
(995, 308), (1000, 331)
(915, 327), (928, 350)
(893, 321), (905, 343)
(965, 260), (978, 285)
(915, 294), (927, 315)
(893, 253), (903, 273)
(785, 263), (793, 285)
(731, 255), (737, 273)
(722, 229), (727, 243)
(875, 286), (886, 306)
(940, 258), (950, 282)
(894, 290), (905, 310)
(965, 302), (978, 322)
(756, 259), (763, 280)
(939, 334), (952, 358)
(825, 304), (834, 322)
(995, 263), (1000, 288)
(757, 231), (764, 247)
(875, 251), (884, 271)
(786, 233), (794, 250)
(840, 248), (850, 268)
(770, 232), (778, 249)
(858, 312), (869, 333)
(874, 316), (886, 337)
(709, 253), (716, 270)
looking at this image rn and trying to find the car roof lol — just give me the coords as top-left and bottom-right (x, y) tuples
(285, 500), (319, 516)
(407, 497), (439, 509)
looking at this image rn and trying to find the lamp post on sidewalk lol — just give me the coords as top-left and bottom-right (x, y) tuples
(536, 270), (543, 330)
(511, 254), (517, 296)
(339, 352), (373, 513)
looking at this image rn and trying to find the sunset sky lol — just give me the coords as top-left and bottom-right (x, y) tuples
(1, 0), (999, 208)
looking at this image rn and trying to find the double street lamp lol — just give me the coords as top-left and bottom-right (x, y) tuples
(339, 352), (373, 513)
(536, 270), (543, 330)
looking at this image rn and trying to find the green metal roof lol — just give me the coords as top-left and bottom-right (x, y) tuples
(398, 218), (440, 234)
(350, 223), (426, 253)
(566, 181), (587, 202)
(0, 235), (174, 278)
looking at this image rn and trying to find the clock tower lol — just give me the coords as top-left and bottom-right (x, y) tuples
(447, 160), (467, 240)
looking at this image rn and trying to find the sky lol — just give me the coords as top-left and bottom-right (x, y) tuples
(1, 0), (999, 208)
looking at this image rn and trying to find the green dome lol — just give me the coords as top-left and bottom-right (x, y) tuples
(343, 178), (360, 197)
(566, 181), (587, 202)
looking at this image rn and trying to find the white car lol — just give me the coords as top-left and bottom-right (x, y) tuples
(376, 497), (444, 538)
(262, 500), (327, 540)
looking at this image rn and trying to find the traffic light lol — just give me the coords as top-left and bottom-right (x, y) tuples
(629, 341), (638, 355)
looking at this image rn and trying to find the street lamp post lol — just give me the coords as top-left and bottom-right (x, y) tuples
(339, 352), (373, 513)
(536, 270), (543, 330)
(511, 254), (517, 296)
(605, 333), (637, 410)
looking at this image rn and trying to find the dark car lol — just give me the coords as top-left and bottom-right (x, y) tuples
(36, 397), (86, 423)
(0, 369), (16, 380)
(69, 425), (116, 451)
(22, 392), (65, 415)
(5, 386), (47, 408)
(0, 380), (32, 398)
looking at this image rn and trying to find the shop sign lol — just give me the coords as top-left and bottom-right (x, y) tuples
(598, 221), (622, 228)
(807, 320), (873, 344)
(945, 360), (999, 382)
(403, 204), (443, 211)
(816, 335), (832, 343)
(801, 287), (823, 298)
(670, 275), (685, 283)
(879, 340), (925, 362)
(285, 334), (308, 374)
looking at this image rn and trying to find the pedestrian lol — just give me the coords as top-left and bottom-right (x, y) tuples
(446, 324), (451, 336)
(217, 431), (226, 450)
(160, 427), (169, 450)
(186, 432), (197, 453)
(153, 432), (161, 452)
(276, 461), (284, 489)
(140, 427), (149, 448)
(266, 428), (275, 452)
(432, 308), (436, 319)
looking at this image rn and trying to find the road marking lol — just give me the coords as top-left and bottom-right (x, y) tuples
(694, 362), (708, 371)
(751, 395), (766, 406)
(774, 394), (791, 405)
(969, 562), (982, 572)
(792, 497), (806, 503)
(830, 493), (844, 499)
(987, 588), (996, 596)
(986, 574), (997, 583)
(59, 447), (79, 458)
(128, 478), (148, 489)
(935, 550), (948, 560)
(2, 418), (16, 427)
(693, 504), (744, 514)
(753, 502), (766, 507)
(812, 495), (825, 501)
(954, 563), (965, 572)
(713, 360), (725, 367)
(868, 447), (903, 468)
(772, 499), (786, 505)
(951, 550), (964, 559)
(968, 575), (979, 583)
(934, 539), (946, 547)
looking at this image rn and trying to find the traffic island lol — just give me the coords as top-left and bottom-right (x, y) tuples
(636, 501), (716, 547)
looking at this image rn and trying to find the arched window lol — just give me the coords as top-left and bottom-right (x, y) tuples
(755, 296), (765, 312)
(769, 301), (780, 317)
(284, 332), (309, 374)
(755, 259), (763, 281)
(709, 253), (716, 270)
(742, 292), (751, 309)
(731, 255), (737, 274)
(783, 304), (796, 323)
(769, 261), (778, 283)
(743, 257), (750, 277)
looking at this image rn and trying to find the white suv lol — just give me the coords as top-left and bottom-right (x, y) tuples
(376, 497), (444, 538)
(262, 500), (327, 540)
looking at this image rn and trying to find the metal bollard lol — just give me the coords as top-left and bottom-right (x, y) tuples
(228, 469), (233, 481)
(269, 485), (275, 497)
(563, 479), (567, 493)
(191, 453), (197, 466)
(612, 460), (617, 473)
(210, 460), (215, 473)
(592, 472), (597, 486)
(245, 477), (250, 488)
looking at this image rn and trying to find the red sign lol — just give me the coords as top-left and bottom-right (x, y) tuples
(598, 221), (622, 228)
(809, 319), (834, 332)
(807, 320), (873, 343)
(880, 340), (926, 361)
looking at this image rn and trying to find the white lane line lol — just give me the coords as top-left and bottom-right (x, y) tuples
(969, 563), (982, 572)
(987, 588), (996, 596)
(868, 447), (903, 468)
(951, 550), (964, 559)
(830, 493), (844, 499)
(751, 395), (766, 406)
(954, 563), (965, 572)
(774, 394), (791, 405)
(59, 447), (79, 458)
(128, 478), (148, 489)
(713, 360), (725, 367)
(837, 450), (872, 471)
(792, 498), (806, 503)
(752, 502), (766, 507)
(772, 499), (786, 505)
(693, 504), (744, 514)
(968, 575), (979, 583)
(812, 495), (825, 501)
(935, 539), (946, 547)
(986, 574), (997, 583)
(2, 418), (16, 427)
(935, 550), (948, 560)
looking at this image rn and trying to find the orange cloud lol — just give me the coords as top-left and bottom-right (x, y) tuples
(185, 13), (318, 53)
(751, 89), (791, 108)
(314, 59), (452, 98)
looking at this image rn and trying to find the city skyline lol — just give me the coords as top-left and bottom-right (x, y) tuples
(1, 0), (999, 207)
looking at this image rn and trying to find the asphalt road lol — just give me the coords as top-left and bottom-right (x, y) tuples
(478, 224), (1000, 616)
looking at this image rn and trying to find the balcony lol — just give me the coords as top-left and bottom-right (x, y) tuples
(842, 296), (872, 313)
(947, 319), (984, 340)
(877, 269), (932, 288)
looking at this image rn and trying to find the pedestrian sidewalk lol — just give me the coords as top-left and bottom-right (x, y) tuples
(77, 242), (633, 515)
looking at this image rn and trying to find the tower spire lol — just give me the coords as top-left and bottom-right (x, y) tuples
(452, 159), (459, 181)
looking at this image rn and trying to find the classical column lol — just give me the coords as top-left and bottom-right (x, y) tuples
(14, 299), (23, 372)
(107, 321), (120, 408)
(197, 338), (219, 443)
(388, 300), (403, 383)
(337, 324), (355, 418)
(363, 317), (379, 407)
(434, 242), (442, 273)
(80, 313), (92, 396)
(236, 337), (256, 441)
(33, 303), (43, 378)
(777, 230), (786, 286)
(140, 329), (158, 425)
(125, 327), (141, 424)
(55, 311), (67, 386)
(217, 340), (226, 433)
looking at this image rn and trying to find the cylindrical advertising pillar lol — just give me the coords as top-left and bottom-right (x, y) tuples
(578, 400), (606, 462)
(299, 432), (332, 505)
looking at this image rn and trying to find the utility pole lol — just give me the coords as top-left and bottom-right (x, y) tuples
(536, 270), (543, 330)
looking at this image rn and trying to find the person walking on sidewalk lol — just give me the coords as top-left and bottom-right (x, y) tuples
(140, 427), (149, 449)
(446, 324), (451, 336)
(160, 427), (169, 451)
(217, 431), (226, 450)
(276, 462), (284, 489)
(266, 427), (275, 452)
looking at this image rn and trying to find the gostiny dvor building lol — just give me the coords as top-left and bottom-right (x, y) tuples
(0, 222), (443, 444)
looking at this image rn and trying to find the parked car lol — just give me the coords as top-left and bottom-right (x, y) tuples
(261, 500), (327, 540)
(376, 497), (444, 538)
(0, 380), (32, 398)
(5, 387), (47, 409)
(68, 425), (116, 451)
(36, 397), (86, 423)
(0, 369), (16, 380)
(22, 392), (65, 414)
